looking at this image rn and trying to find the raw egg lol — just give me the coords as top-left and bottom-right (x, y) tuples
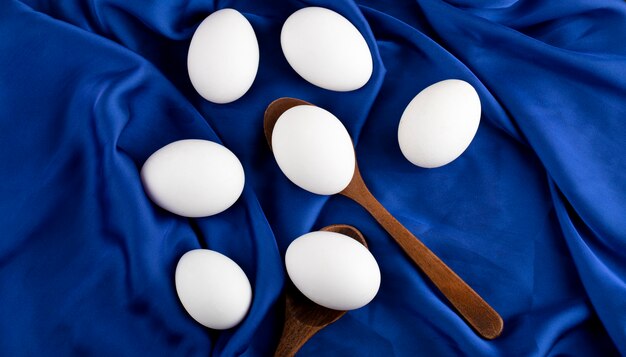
(141, 139), (244, 217)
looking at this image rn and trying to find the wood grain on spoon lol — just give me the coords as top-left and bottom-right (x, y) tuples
(275, 225), (368, 357)
(265, 97), (503, 340)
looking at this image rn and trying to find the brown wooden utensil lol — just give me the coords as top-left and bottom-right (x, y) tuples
(274, 224), (368, 357)
(265, 98), (503, 340)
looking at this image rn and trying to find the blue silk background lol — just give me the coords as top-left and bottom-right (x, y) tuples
(1, 0), (625, 355)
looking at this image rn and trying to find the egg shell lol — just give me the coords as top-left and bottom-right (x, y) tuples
(140, 139), (245, 218)
(286, 231), (381, 311)
(398, 79), (481, 168)
(187, 9), (259, 104)
(281, 7), (373, 91)
(175, 249), (252, 330)
(271, 105), (355, 195)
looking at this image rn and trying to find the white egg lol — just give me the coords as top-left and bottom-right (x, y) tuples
(271, 105), (355, 195)
(187, 9), (259, 104)
(398, 79), (481, 168)
(175, 249), (252, 330)
(281, 7), (373, 91)
(141, 139), (245, 218)
(286, 231), (380, 311)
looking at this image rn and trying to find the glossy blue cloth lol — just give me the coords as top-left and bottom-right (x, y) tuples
(1, 0), (625, 355)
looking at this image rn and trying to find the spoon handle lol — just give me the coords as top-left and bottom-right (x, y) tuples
(275, 287), (345, 357)
(341, 169), (503, 339)
(274, 310), (317, 357)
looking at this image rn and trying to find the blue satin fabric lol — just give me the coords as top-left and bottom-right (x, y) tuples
(1, 0), (625, 355)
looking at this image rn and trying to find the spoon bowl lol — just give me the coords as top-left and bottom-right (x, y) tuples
(275, 224), (368, 357)
(265, 97), (503, 340)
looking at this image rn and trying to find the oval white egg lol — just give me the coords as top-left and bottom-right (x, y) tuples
(286, 231), (380, 311)
(175, 249), (252, 329)
(140, 139), (245, 217)
(271, 105), (355, 195)
(398, 79), (481, 168)
(281, 7), (373, 91)
(188, 9), (259, 103)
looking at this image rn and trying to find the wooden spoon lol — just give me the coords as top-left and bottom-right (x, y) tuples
(265, 98), (503, 340)
(274, 224), (368, 357)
